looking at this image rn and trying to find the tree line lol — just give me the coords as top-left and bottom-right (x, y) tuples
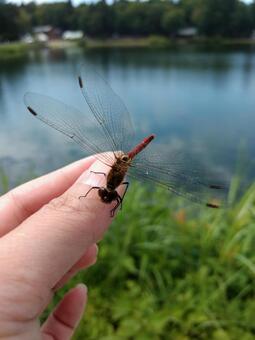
(1, 0), (255, 42)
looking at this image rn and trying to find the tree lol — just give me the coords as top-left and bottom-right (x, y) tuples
(34, 2), (73, 30)
(179, 0), (201, 26)
(161, 7), (185, 35)
(0, 0), (254, 41)
(18, 8), (32, 35)
(0, 4), (20, 41)
(192, 0), (250, 37)
(230, 2), (252, 37)
(78, 1), (114, 37)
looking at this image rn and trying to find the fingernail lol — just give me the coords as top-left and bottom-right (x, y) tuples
(91, 243), (99, 258)
(78, 160), (111, 187)
(77, 283), (88, 294)
(80, 170), (105, 187)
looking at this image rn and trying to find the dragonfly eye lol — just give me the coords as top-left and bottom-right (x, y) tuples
(121, 155), (129, 162)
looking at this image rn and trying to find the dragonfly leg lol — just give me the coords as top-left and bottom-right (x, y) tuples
(111, 182), (129, 215)
(79, 186), (100, 199)
(119, 181), (129, 210)
(110, 196), (122, 217)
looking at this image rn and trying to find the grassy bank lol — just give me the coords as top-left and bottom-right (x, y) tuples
(47, 39), (81, 49)
(1, 37), (254, 61)
(80, 36), (255, 49)
(82, 36), (172, 49)
(40, 182), (255, 339)
(0, 42), (29, 61)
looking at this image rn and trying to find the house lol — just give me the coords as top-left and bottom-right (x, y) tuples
(21, 33), (34, 44)
(33, 26), (62, 41)
(177, 27), (198, 39)
(62, 31), (84, 40)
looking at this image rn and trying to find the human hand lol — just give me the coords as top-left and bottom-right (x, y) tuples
(0, 155), (121, 339)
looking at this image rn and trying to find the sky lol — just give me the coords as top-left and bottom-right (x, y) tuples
(6, 0), (254, 6)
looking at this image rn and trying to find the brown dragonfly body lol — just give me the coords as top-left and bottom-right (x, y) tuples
(85, 134), (155, 216)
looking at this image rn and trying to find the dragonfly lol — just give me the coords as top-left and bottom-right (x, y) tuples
(24, 64), (227, 216)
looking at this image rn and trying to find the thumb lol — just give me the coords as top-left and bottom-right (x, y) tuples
(0, 157), (123, 298)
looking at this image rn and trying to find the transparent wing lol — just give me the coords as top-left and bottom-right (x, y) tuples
(24, 92), (116, 165)
(129, 145), (229, 208)
(78, 64), (135, 154)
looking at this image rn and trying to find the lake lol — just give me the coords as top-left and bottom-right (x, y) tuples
(0, 46), (255, 192)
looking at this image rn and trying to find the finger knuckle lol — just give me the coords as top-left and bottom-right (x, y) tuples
(45, 192), (83, 215)
(0, 272), (51, 322)
(42, 191), (100, 242)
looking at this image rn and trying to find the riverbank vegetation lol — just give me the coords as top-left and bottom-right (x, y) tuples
(81, 36), (172, 49)
(0, 42), (29, 61)
(81, 36), (255, 49)
(1, 0), (255, 43)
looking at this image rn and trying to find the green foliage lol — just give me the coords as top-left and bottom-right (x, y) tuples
(78, 2), (114, 37)
(162, 8), (185, 35)
(35, 2), (74, 31)
(147, 35), (172, 48)
(46, 182), (255, 339)
(0, 42), (28, 61)
(83, 36), (167, 49)
(0, 4), (22, 41)
(192, 0), (253, 38)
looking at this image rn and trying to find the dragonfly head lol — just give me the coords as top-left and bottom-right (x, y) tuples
(119, 153), (132, 167)
(121, 154), (129, 162)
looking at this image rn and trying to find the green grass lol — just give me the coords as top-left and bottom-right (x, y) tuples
(82, 36), (172, 49)
(43, 182), (255, 340)
(1, 167), (254, 339)
(81, 36), (255, 50)
(0, 42), (29, 61)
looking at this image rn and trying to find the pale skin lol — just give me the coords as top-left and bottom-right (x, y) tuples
(0, 155), (122, 339)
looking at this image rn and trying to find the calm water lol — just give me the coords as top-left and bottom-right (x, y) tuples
(0, 46), (255, 190)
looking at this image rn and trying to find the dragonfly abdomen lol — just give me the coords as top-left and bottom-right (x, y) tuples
(128, 134), (155, 160)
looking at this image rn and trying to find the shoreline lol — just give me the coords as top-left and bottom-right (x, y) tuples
(1, 37), (255, 61)
(81, 36), (255, 49)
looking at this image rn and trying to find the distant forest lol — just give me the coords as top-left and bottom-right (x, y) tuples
(1, 0), (255, 42)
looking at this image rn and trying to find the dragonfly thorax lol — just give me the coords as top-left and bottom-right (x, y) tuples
(106, 153), (131, 191)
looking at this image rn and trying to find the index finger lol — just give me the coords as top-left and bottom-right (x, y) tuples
(0, 156), (96, 236)
(0, 158), (123, 292)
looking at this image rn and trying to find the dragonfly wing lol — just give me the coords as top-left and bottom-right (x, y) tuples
(24, 92), (116, 165)
(129, 146), (229, 207)
(78, 64), (135, 154)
